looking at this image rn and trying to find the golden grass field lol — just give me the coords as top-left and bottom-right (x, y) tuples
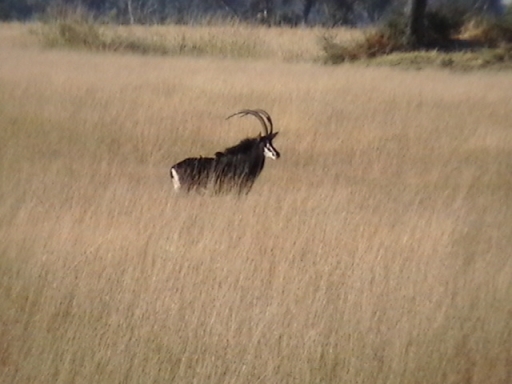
(34, 20), (362, 61)
(1, 22), (512, 383)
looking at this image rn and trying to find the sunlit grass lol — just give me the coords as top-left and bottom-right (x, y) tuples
(1, 23), (512, 383)
(32, 20), (359, 62)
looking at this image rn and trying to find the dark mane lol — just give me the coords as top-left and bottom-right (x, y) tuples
(219, 137), (260, 157)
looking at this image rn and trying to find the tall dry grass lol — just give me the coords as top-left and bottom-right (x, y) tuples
(34, 20), (361, 62)
(1, 24), (512, 383)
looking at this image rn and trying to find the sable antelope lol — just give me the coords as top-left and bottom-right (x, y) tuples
(170, 109), (280, 194)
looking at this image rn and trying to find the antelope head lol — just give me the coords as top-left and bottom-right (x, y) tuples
(226, 109), (280, 160)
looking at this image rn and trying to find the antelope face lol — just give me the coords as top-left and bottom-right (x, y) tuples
(227, 108), (281, 160)
(262, 133), (280, 159)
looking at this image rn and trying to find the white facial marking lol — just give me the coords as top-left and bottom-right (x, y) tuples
(171, 168), (181, 191)
(263, 143), (277, 159)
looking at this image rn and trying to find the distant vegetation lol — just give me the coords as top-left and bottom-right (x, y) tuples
(0, 0), (506, 27)
(2, 0), (398, 25)
(33, 18), (282, 58)
(31, 8), (512, 70)
(322, 4), (512, 69)
(2, 0), (509, 69)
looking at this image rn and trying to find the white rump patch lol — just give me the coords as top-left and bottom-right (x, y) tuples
(171, 168), (181, 191)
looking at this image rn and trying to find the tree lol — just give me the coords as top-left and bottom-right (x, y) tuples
(364, 0), (394, 22)
(302, 0), (314, 23)
(407, 0), (427, 47)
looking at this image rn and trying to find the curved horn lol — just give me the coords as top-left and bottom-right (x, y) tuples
(253, 109), (273, 134)
(226, 109), (269, 136)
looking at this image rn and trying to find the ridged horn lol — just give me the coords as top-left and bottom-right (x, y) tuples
(226, 109), (270, 136)
(253, 109), (273, 134)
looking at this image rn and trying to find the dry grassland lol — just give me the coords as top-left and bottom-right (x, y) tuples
(106, 23), (355, 61)
(35, 21), (362, 61)
(1, 23), (512, 383)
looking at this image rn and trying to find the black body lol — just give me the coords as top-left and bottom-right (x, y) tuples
(170, 109), (280, 194)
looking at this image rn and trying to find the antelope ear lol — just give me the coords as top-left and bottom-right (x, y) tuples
(270, 132), (279, 139)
